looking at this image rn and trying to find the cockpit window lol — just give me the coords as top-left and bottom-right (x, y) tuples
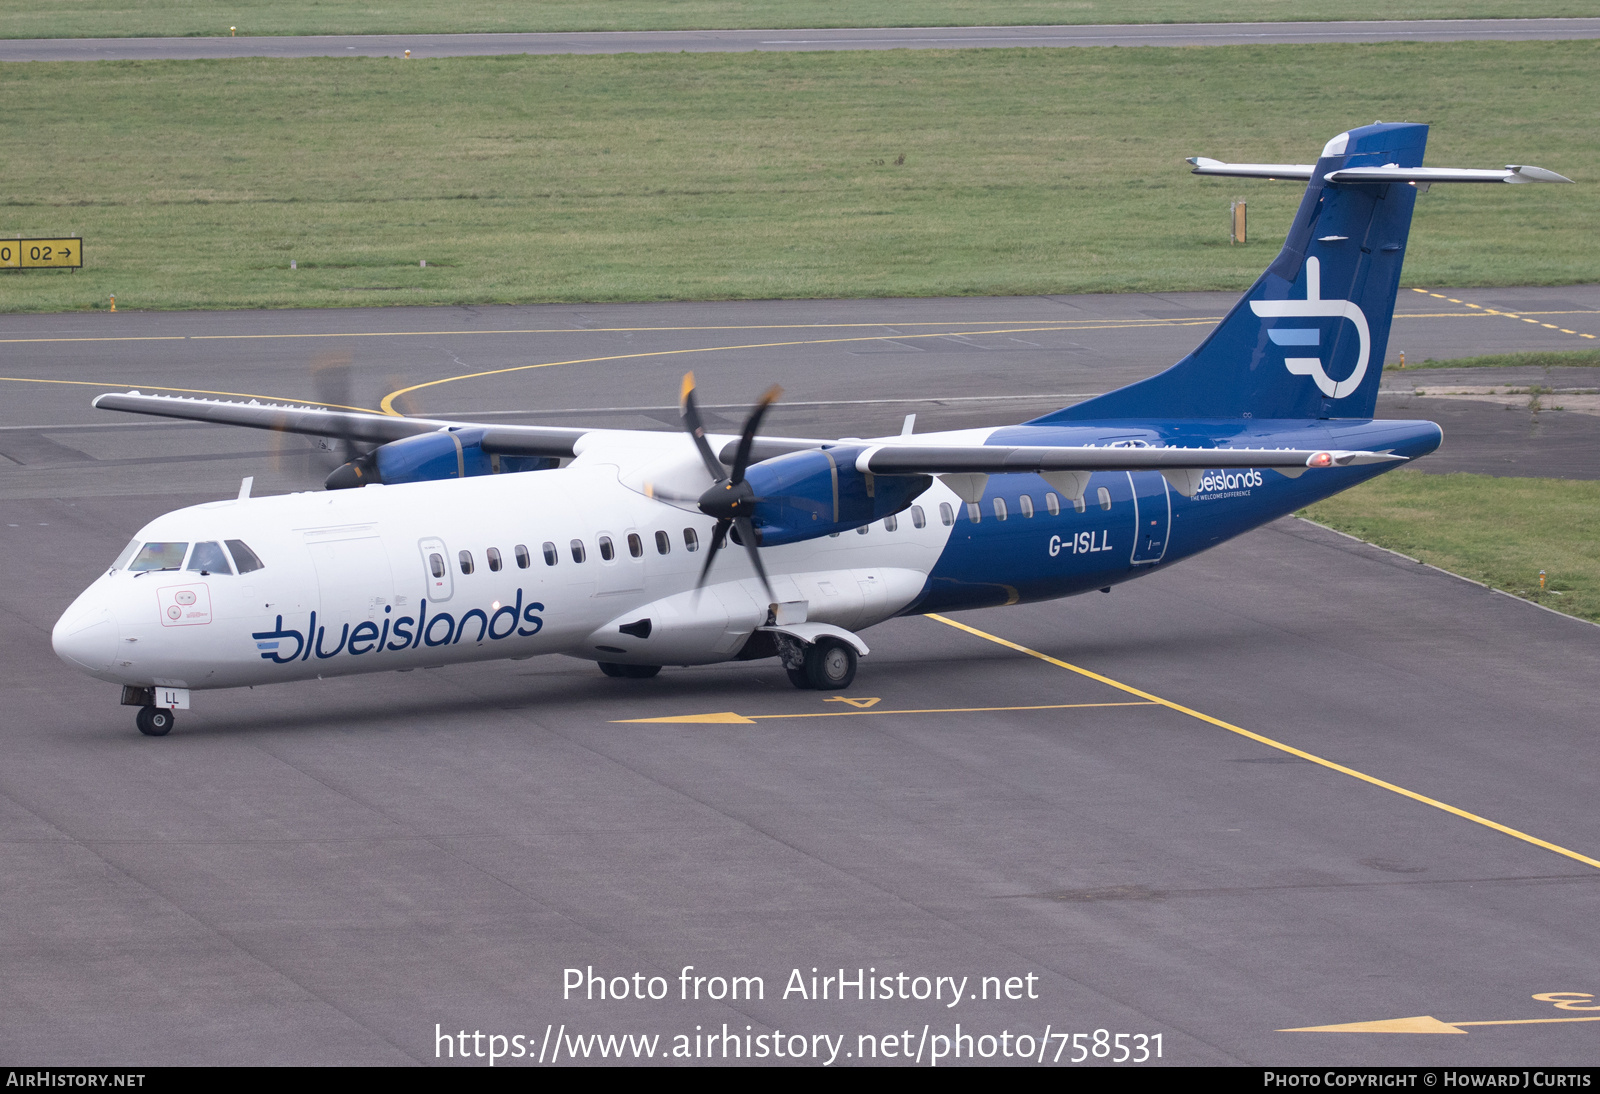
(225, 540), (265, 574)
(129, 542), (187, 572)
(187, 541), (233, 575)
(109, 538), (139, 572)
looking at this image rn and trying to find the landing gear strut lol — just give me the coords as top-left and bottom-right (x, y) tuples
(135, 705), (174, 737)
(599, 662), (662, 679)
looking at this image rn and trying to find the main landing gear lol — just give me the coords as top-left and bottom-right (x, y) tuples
(785, 637), (857, 691)
(135, 706), (174, 737)
(599, 662), (662, 679)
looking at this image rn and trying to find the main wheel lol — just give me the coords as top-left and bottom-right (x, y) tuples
(136, 706), (174, 737)
(786, 667), (813, 690)
(804, 638), (857, 691)
(600, 662), (661, 679)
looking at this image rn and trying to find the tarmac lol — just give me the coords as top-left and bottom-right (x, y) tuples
(3, 289), (1600, 1065)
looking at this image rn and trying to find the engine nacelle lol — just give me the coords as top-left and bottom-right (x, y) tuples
(742, 447), (932, 546)
(327, 428), (558, 489)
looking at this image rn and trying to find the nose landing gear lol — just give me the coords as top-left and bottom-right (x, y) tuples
(135, 705), (174, 737)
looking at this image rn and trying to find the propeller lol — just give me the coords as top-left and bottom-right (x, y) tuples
(677, 372), (781, 603)
(314, 352), (382, 489)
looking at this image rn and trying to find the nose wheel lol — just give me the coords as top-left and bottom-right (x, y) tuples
(135, 705), (174, 737)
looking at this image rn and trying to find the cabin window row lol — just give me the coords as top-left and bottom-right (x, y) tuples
(443, 527), (706, 575)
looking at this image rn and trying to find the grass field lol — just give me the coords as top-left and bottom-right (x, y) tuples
(1, 1), (1587, 39)
(1301, 470), (1600, 624)
(0, 41), (1592, 313)
(1388, 349), (1600, 370)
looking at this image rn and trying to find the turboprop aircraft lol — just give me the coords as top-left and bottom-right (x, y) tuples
(52, 122), (1570, 735)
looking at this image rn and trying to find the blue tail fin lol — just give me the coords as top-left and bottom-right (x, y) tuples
(1034, 122), (1427, 423)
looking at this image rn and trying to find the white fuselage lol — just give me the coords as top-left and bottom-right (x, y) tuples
(53, 428), (972, 690)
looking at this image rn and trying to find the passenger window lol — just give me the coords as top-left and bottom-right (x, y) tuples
(911, 505), (926, 529)
(1019, 495), (1034, 518)
(683, 528), (699, 552)
(993, 498), (1008, 521)
(187, 541), (233, 574)
(226, 539), (265, 574)
(130, 542), (187, 572)
(514, 544), (531, 569)
(1074, 495), (1087, 514)
(1045, 493), (1060, 517)
(543, 542), (558, 566)
(598, 536), (615, 561)
(458, 550), (475, 575)
(110, 538), (140, 572)
(627, 532), (643, 558)
(430, 553), (446, 579)
(570, 539), (586, 563)
(939, 503), (954, 527)
(966, 502), (981, 523)
(487, 547), (503, 572)
(1097, 487), (1112, 511)
(655, 530), (671, 555)
(884, 513), (897, 532)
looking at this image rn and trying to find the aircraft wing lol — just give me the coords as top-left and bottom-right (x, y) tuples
(852, 443), (1403, 474)
(93, 391), (592, 456)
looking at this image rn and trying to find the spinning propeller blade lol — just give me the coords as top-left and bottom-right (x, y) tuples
(677, 375), (782, 603)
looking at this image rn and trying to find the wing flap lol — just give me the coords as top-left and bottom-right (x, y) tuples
(856, 444), (1403, 475)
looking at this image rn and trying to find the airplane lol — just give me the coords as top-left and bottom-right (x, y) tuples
(50, 122), (1570, 735)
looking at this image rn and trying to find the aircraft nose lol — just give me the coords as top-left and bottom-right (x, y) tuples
(53, 602), (118, 673)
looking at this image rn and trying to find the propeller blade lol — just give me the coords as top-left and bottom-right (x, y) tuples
(734, 517), (775, 603)
(641, 481), (704, 505)
(694, 518), (731, 595)
(679, 372), (725, 482)
(729, 385), (782, 485)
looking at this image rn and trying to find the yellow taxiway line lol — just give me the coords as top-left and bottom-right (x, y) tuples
(374, 322), (1215, 414)
(615, 700), (1156, 724)
(926, 613), (1600, 872)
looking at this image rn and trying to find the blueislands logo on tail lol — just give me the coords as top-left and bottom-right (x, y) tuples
(1033, 121), (1427, 424)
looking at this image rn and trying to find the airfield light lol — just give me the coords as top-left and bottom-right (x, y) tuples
(1540, 570), (1548, 591)
(108, 295), (115, 312)
(1230, 200), (1247, 245)
(405, 49), (411, 58)
(230, 27), (236, 36)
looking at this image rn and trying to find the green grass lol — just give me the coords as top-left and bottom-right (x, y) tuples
(1, 1), (1585, 39)
(1, 41), (1594, 313)
(1301, 469), (1600, 624)
(1387, 349), (1600, 370)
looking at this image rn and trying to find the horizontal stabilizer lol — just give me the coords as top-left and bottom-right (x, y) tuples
(1190, 158), (1571, 187)
(1187, 157), (1314, 180)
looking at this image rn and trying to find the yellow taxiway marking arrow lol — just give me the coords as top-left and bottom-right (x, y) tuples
(616, 700), (1157, 724)
(927, 614), (1600, 872)
(826, 696), (881, 708)
(1283, 1015), (1600, 1034)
